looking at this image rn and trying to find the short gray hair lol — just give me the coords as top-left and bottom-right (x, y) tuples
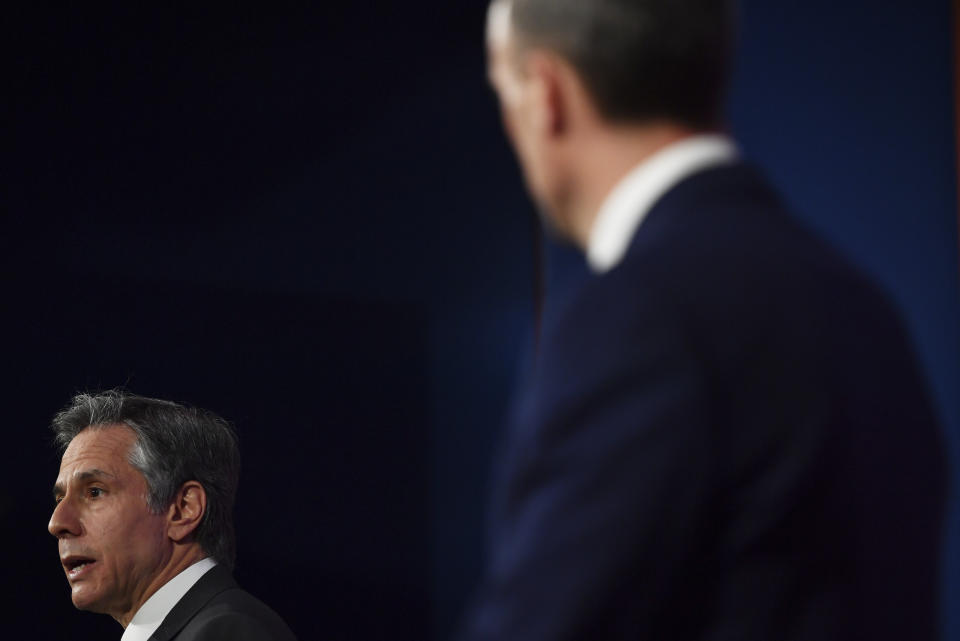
(51, 390), (241, 570)
(503, 0), (734, 128)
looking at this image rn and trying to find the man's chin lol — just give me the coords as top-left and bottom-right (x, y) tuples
(70, 586), (106, 613)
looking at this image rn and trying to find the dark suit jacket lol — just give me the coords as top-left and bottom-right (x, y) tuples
(459, 163), (947, 640)
(148, 566), (298, 641)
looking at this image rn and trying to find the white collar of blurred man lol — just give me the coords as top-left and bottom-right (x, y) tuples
(587, 135), (738, 272)
(49, 424), (211, 629)
(485, 0), (731, 255)
(121, 558), (217, 641)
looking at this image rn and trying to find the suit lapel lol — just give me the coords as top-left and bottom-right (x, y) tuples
(147, 565), (237, 641)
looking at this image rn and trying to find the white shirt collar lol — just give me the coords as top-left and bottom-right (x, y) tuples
(586, 134), (738, 273)
(121, 557), (217, 641)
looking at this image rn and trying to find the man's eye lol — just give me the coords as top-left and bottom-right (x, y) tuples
(88, 487), (103, 498)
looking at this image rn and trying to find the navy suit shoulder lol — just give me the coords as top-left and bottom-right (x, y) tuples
(149, 566), (298, 641)
(461, 163), (946, 641)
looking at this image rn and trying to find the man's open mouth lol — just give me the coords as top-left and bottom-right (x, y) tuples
(62, 556), (96, 579)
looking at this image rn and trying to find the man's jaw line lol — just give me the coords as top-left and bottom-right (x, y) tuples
(114, 543), (208, 628)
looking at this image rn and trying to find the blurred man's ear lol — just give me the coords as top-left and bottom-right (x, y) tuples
(166, 481), (207, 542)
(524, 51), (568, 138)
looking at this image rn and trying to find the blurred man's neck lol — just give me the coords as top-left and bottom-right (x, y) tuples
(562, 122), (703, 249)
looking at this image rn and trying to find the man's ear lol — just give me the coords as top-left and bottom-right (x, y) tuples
(166, 481), (207, 543)
(524, 51), (568, 138)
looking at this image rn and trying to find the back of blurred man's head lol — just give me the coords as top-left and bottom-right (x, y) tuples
(485, 0), (736, 241)
(494, 0), (734, 128)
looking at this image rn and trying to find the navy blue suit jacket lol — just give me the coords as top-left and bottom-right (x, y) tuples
(459, 163), (946, 640)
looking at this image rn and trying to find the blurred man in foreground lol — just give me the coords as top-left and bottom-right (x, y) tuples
(459, 1), (947, 639)
(49, 390), (298, 641)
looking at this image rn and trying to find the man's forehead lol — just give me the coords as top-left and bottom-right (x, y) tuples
(54, 467), (118, 489)
(59, 425), (135, 472)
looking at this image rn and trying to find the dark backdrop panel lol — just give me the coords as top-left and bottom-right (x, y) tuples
(5, 1), (960, 640)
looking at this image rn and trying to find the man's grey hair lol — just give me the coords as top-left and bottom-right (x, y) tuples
(52, 390), (241, 570)
(498, 0), (734, 128)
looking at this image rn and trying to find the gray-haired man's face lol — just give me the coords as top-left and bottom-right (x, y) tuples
(487, 3), (550, 213)
(49, 425), (170, 624)
(485, 1), (576, 237)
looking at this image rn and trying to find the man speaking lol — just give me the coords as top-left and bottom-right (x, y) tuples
(460, 1), (947, 639)
(49, 391), (298, 641)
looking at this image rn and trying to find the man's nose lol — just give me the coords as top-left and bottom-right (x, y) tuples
(48, 498), (81, 539)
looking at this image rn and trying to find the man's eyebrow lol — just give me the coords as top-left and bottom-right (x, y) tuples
(52, 468), (117, 499)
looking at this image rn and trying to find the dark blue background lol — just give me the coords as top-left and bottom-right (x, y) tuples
(5, 1), (958, 639)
